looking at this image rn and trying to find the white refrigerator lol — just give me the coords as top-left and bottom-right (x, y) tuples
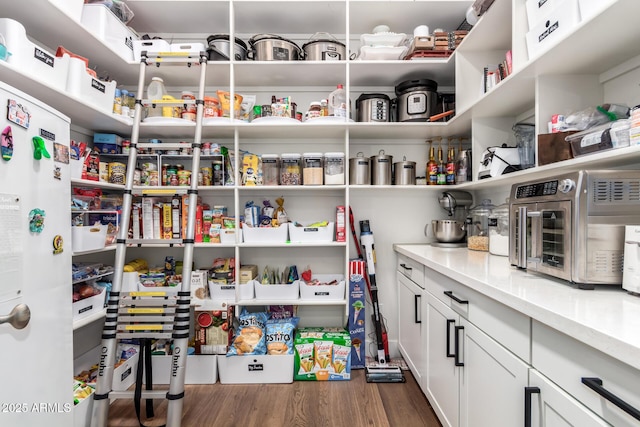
(0, 81), (73, 426)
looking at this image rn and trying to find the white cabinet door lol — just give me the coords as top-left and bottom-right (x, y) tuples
(397, 272), (425, 385)
(528, 370), (611, 427)
(459, 319), (529, 427)
(426, 292), (460, 427)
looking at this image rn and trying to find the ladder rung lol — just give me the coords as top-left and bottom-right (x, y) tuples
(131, 188), (189, 197)
(120, 324), (174, 331)
(117, 315), (176, 323)
(110, 390), (169, 400)
(124, 290), (181, 298)
(116, 332), (173, 340)
(118, 307), (176, 314)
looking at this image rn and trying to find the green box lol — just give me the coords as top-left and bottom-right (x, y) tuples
(294, 327), (351, 381)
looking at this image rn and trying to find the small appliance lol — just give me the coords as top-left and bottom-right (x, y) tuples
(623, 225), (640, 295)
(509, 170), (640, 288)
(356, 93), (390, 122)
(394, 79), (438, 122)
(478, 145), (521, 179)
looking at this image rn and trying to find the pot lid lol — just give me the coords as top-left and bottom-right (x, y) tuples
(206, 34), (247, 50)
(356, 93), (390, 106)
(301, 38), (346, 49)
(395, 78), (438, 95)
(249, 33), (300, 49)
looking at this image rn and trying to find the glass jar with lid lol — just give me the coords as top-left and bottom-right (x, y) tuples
(466, 199), (495, 251)
(324, 152), (345, 185)
(280, 153), (302, 185)
(488, 200), (509, 256)
(261, 154), (280, 186)
(302, 152), (323, 185)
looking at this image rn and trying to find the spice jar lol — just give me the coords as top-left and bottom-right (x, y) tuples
(261, 154), (280, 186)
(280, 153), (302, 185)
(324, 152), (345, 185)
(466, 199), (495, 252)
(488, 200), (509, 257)
(303, 152), (324, 185)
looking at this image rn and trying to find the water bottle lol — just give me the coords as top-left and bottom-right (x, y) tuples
(147, 77), (167, 118)
(329, 84), (348, 118)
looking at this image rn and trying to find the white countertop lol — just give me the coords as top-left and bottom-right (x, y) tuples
(393, 244), (640, 371)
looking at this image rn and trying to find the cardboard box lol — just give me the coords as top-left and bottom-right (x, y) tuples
(194, 307), (232, 355)
(190, 270), (209, 304)
(294, 327), (351, 381)
(336, 206), (346, 242)
(348, 260), (367, 369)
(93, 133), (123, 154)
(537, 131), (576, 165)
(239, 265), (258, 284)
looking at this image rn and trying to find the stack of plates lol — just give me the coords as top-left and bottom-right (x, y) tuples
(358, 31), (408, 60)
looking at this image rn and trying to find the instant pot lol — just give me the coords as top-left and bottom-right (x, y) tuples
(206, 34), (248, 61)
(394, 79), (438, 122)
(247, 34), (302, 61)
(356, 93), (390, 122)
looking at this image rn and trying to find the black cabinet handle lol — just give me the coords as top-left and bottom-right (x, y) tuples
(400, 263), (412, 271)
(581, 377), (640, 421)
(414, 294), (421, 324)
(446, 319), (455, 358)
(524, 386), (540, 427)
(444, 290), (469, 305)
(454, 325), (464, 366)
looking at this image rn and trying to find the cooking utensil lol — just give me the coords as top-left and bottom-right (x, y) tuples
(301, 32), (346, 61)
(247, 34), (302, 61)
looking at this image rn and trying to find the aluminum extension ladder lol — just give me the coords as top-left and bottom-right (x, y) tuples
(91, 49), (208, 427)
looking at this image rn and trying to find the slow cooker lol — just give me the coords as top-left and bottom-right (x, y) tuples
(395, 79), (438, 122)
(206, 34), (247, 61)
(356, 93), (390, 122)
(301, 32), (346, 61)
(247, 34), (302, 61)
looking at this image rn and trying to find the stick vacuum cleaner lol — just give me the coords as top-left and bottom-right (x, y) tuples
(359, 219), (405, 383)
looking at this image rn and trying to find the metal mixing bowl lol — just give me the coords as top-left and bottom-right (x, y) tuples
(431, 219), (466, 243)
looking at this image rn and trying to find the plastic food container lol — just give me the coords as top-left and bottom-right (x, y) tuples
(488, 201), (509, 257)
(280, 153), (302, 185)
(466, 199), (495, 252)
(324, 152), (345, 185)
(261, 154), (280, 186)
(302, 152), (323, 185)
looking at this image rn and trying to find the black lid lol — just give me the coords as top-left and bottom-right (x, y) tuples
(395, 79), (438, 95)
(206, 34), (247, 50)
(356, 93), (390, 107)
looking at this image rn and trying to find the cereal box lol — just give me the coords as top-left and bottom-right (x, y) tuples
(294, 327), (351, 381)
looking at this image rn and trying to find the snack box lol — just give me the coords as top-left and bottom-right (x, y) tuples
(194, 307), (233, 355)
(294, 327), (351, 381)
(348, 260), (367, 369)
(93, 133), (124, 154)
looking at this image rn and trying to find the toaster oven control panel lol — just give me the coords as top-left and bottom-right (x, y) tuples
(515, 180), (559, 198)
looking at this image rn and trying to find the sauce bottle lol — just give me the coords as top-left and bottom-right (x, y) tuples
(436, 140), (446, 185)
(426, 140), (437, 185)
(446, 144), (456, 185)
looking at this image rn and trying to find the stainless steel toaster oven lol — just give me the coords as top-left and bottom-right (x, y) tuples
(509, 170), (640, 288)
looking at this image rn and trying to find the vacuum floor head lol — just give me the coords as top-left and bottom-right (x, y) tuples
(365, 365), (406, 383)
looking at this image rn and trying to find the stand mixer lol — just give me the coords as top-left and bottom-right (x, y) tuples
(428, 190), (473, 246)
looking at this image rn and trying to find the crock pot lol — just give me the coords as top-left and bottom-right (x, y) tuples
(301, 32), (346, 61)
(206, 34), (247, 61)
(356, 93), (391, 122)
(247, 34), (302, 61)
(395, 79), (438, 122)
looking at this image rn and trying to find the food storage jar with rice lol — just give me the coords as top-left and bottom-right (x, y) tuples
(466, 199), (495, 252)
(302, 152), (323, 185)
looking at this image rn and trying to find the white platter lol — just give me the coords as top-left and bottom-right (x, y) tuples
(358, 45), (408, 61)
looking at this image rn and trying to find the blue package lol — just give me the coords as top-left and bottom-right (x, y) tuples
(227, 309), (269, 356)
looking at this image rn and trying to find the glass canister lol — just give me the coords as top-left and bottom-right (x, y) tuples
(466, 199), (495, 252)
(280, 153), (302, 185)
(324, 152), (345, 185)
(488, 200), (509, 256)
(261, 154), (280, 186)
(303, 152), (324, 185)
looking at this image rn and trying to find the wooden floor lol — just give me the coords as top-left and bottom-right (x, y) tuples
(107, 369), (442, 427)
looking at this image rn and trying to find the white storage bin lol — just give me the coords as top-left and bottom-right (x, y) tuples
(209, 281), (235, 301)
(252, 280), (299, 301)
(218, 354), (294, 384)
(298, 274), (346, 301)
(0, 19), (70, 91)
(288, 222), (334, 243)
(238, 282), (254, 300)
(171, 42), (206, 56)
(242, 224), (288, 243)
(132, 39), (171, 62)
(148, 355), (217, 384)
(80, 4), (138, 61)
(66, 56), (116, 114)
(525, 0), (581, 60)
(220, 228), (242, 244)
(525, 0), (563, 29)
(578, 0), (614, 22)
(72, 286), (106, 320)
(73, 393), (93, 427)
(112, 353), (139, 391)
(72, 223), (108, 253)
